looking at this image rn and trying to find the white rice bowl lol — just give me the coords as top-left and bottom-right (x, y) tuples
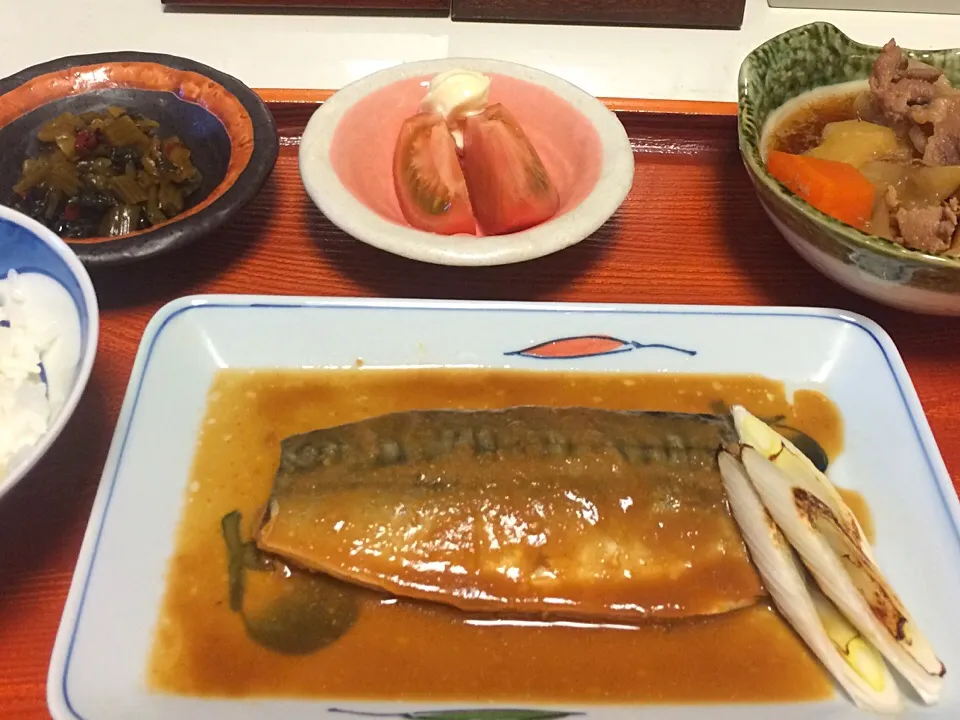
(0, 269), (82, 478)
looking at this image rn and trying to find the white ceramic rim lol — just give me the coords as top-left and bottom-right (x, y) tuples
(0, 204), (100, 501)
(298, 57), (636, 267)
(45, 295), (960, 718)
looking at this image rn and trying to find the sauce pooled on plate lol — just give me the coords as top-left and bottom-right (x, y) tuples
(150, 369), (857, 704)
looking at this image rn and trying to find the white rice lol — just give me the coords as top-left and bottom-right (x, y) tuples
(0, 269), (58, 477)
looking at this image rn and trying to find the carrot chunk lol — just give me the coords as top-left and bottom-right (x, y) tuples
(767, 150), (876, 231)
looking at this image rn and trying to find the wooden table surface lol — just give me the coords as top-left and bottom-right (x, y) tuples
(2, 95), (959, 718)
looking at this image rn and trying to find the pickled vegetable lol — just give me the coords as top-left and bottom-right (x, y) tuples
(13, 108), (202, 239)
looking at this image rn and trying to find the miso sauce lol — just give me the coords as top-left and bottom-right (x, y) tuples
(149, 370), (856, 704)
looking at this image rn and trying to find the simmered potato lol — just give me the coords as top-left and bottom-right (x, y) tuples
(861, 162), (960, 209)
(805, 120), (909, 168)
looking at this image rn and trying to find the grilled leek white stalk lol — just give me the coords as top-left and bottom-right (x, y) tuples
(740, 446), (945, 703)
(717, 450), (903, 713)
(729, 405), (946, 706)
(731, 405), (874, 562)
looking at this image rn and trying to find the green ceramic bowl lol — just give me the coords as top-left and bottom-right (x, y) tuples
(739, 22), (960, 315)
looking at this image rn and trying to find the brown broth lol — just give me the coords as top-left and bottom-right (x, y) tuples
(767, 90), (862, 156)
(148, 369), (855, 704)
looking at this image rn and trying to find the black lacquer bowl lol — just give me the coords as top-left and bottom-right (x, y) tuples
(0, 52), (278, 265)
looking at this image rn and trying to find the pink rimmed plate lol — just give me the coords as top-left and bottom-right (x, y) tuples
(298, 59), (635, 266)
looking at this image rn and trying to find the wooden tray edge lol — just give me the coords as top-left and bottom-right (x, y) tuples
(254, 88), (738, 116)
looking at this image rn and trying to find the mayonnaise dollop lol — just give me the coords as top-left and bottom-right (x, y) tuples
(421, 70), (491, 149)
(421, 69), (491, 120)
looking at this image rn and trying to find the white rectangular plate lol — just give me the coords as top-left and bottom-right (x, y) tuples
(48, 296), (960, 720)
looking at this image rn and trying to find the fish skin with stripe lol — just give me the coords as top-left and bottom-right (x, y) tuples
(255, 407), (764, 622)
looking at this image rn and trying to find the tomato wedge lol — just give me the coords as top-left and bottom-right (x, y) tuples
(461, 104), (560, 235)
(392, 112), (476, 235)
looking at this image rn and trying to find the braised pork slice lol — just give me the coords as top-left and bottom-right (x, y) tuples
(886, 187), (960, 254)
(870, 41), (943, 120)
(924, 111), (960, 166)
(869, 40), (960, 167)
